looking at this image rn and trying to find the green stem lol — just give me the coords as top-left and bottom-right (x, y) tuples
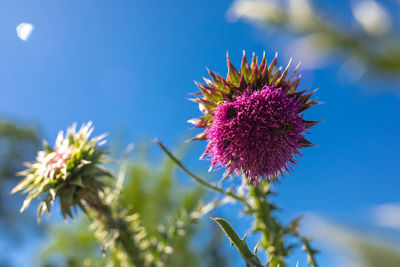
(300, 237), (318, 267)
(97, 202), (148, 267)
(250, 185), (287, 267)
(155, 140), (252, 210)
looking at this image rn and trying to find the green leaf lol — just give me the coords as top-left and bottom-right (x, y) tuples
(212, 217), (263, 267)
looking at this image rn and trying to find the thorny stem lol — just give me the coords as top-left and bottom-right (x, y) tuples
(301, 237), (318, 267)
(155, 140), (252, 210)
(250, 185), (287, 267)
(86, 145), (149, 267)
(287, 235), (318, 267)
(95, 202), (149, 267)
(250, 185), (319, 267)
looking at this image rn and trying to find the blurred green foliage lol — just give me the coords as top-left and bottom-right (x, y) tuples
(0, 120), (39, 225)
(308, 217), (400, 267)
(0, 121), (39, 182)
(353, 239), (400, 267)
(0, 120), (40, 267)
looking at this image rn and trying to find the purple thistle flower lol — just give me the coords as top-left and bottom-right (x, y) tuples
(189, 52), (319, 184)
(204, 85), (304, 184)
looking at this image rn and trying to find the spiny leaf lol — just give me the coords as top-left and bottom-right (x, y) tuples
(212, 217), (263, 267)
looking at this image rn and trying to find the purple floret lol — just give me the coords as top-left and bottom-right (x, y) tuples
(203, 85), (305, 184)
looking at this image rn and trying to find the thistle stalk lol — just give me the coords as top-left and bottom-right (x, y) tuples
(249, 185), (287, 267)
(92, 200), (149, 267)
(300, 237), (318, 267)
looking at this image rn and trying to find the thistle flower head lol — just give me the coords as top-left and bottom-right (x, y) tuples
(12, 122), (112, 221)
(189, 52), (319, 184)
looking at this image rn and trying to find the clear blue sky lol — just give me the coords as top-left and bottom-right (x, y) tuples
(1, 0), (400, 266)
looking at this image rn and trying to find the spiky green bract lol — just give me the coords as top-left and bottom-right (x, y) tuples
(12, 122), (112, 221)
(189, 51), (319, 182)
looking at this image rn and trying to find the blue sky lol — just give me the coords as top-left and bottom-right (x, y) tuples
(1, 0), (400, 266)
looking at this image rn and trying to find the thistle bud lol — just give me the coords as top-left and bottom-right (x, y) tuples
(12, 122), (112, 221)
